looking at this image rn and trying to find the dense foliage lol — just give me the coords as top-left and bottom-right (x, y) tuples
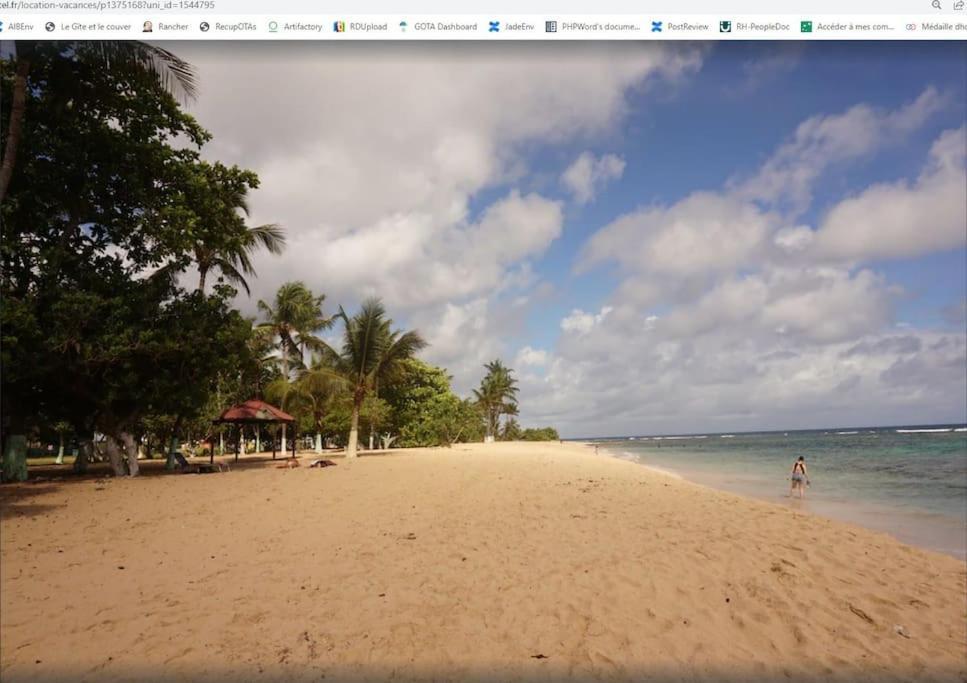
(0, 42), (265, 476)
(0, 43), (559, 479)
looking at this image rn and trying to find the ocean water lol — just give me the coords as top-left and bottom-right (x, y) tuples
(594, 425), (967, 559)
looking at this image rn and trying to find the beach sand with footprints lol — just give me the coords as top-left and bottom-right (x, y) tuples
(2, 441), (964, 682)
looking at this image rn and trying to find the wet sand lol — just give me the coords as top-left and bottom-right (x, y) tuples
(1, 442), (965, 682)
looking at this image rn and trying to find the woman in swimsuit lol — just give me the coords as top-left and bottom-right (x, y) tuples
(790, 456), (809, 499)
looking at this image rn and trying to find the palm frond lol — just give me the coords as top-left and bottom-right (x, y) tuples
(247, 223), (286, 254)
(211, 257), (251, 295)
(87, 41), (198, 102)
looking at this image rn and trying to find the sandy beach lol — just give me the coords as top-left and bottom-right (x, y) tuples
(1, 441), (964, 683)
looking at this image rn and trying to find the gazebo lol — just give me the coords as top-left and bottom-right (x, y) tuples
(212, 399), (297, 463)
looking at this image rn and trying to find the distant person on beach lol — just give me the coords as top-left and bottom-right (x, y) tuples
(790, 456), (810, 498)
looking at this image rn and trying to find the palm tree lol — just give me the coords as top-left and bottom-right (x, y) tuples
(268, 363), (349, 454)
(245, 326), (282, 399)
(500, 417), (522, 442)
(197, 223), (285, 295)
(256, 282), (332, 381)
(473, 360), (519, 443)
(1, 41), (196, 204)
(320, 298), (426, 458)
(194, 166), (285, 294)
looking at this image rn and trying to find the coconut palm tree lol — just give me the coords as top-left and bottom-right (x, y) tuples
(473, 360), (519, 443)
(256, 282), (332, 381)
(0, 41), (196, 204)
(196, 223), (286, 295)
(194, 165), (285, 295)
(319, 298), (426, 458)
(268, 362), (349, 454)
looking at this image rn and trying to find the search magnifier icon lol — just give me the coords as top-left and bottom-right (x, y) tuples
(932, 0), (941, 8)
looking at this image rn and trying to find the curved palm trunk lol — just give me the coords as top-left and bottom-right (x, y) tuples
(55, 434), (65, 464)
(0, 59), (30, 204)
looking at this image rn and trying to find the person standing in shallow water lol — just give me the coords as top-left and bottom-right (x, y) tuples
(790, 456), (809, 499)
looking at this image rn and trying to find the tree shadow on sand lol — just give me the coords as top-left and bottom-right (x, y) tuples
(0, 484), (67, 521)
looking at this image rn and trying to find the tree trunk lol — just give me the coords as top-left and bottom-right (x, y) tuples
(198, 266), (208, 293)
(314, 432), (322, 454)
(74, 438), (91, 474)
(119, 431), (140, 477)
(281, 423), (287, 452)
(368, 427), (374, 451)
(255, 427), (261, 454)
(219, 430), (224, 456)
(1, 434), (28, 482)
(0, 58), (30, 205)
(347, 401), (360, 458)
(55, 434), (65, 464)
(105, 436), (126, 476)
(165, 436), (180, 470)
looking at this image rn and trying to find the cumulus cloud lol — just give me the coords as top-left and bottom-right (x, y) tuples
(550, 90), (964, 435)
(172, 42), (703, 395)
(561, 306), (614, 334)
(561, 152), (626, 204)
(526, 297), (965, 436)
(178, 42), (701, 311)
(814, 126), (967, 262)
(580, 192), (777, 276)
(170, 44), (965, 436)
(516, 346), (550, 368)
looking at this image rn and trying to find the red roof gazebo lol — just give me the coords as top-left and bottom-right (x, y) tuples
(212, 400), (297, 463)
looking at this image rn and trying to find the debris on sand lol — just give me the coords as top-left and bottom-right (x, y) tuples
(848, 603), (875, 625)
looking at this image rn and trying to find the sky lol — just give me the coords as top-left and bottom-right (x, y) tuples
(175, 41), (967, 438)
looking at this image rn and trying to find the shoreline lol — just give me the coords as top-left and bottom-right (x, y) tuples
(2, 441), (965, 682)
(593, 441), (967, 561)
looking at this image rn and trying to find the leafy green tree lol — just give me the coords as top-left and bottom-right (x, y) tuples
(319, 299), (426, 458)
(0, 43), (263, 477)
(382, 359), (484, 447)
(0, 40), (196, 204)
(521, 427), (561, 441)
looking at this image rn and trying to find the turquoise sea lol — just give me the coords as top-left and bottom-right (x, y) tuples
(592, 425), (967, 559)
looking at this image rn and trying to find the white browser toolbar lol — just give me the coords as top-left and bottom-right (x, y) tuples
(2, 13), (967, 39)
